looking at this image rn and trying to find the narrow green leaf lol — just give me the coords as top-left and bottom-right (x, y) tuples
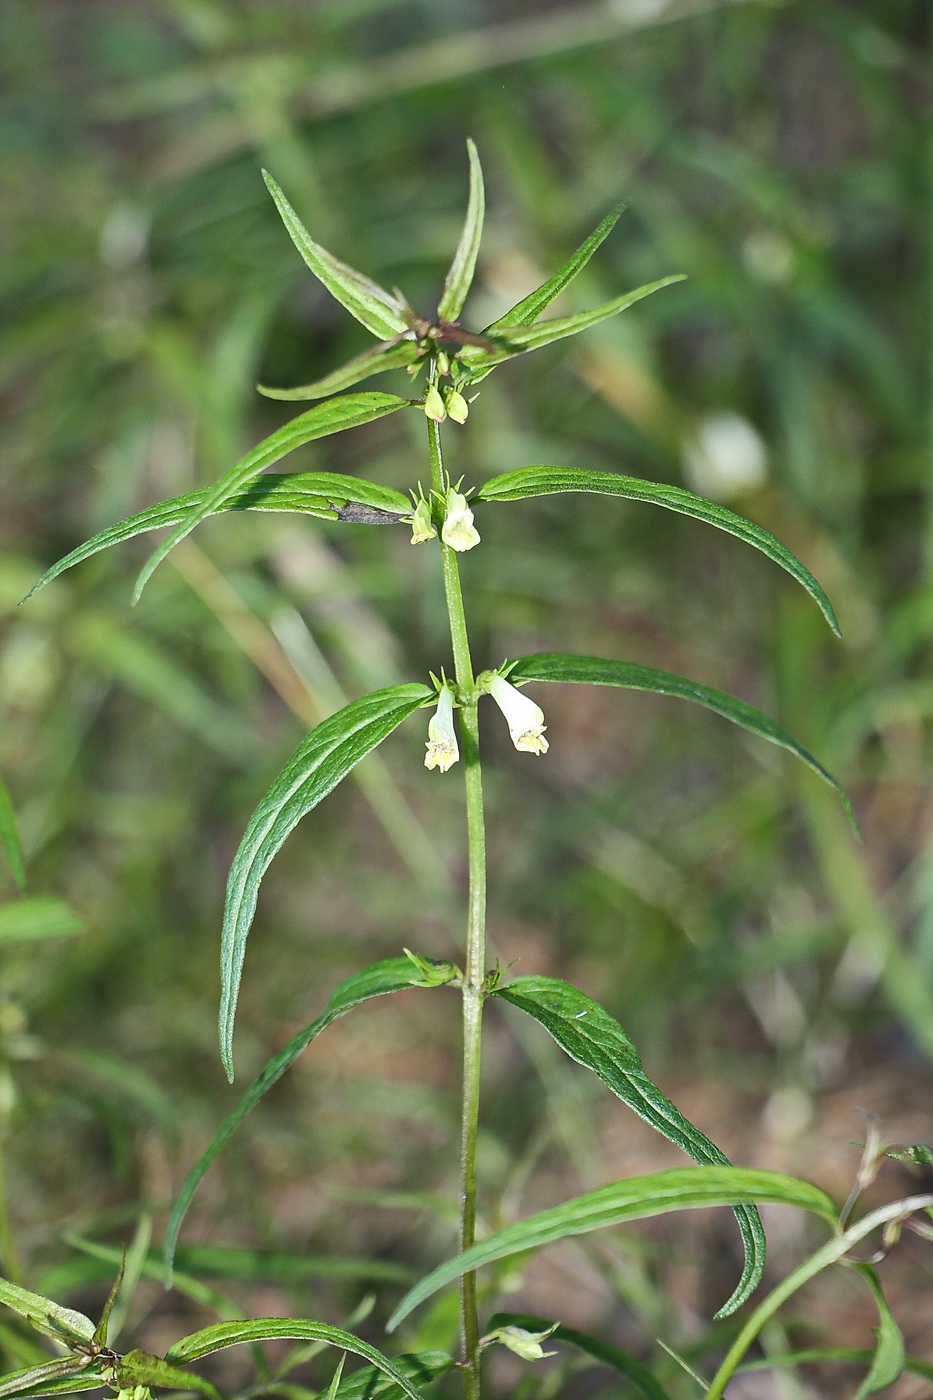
(0, 1360), (107, 1400)
(219, 685), (432, 1078)
(165, 1320), (426, 1400)
(851, 1264), (905, 1399)
(0, 1279), (94, 1345)
(437, 138), (485, 324)
(132, 392), (412, 602)
(117, 1350), (221, 1400)
(263, 170), (409, 339)
(458, 276), (685, 375)
(332, 1351), (454, 1400)
(739, 1349), (933, 1385)
(22, 470), (411, 602)
(474, 466), (839, 635)
(259, 340), (420, 401)
(494, 977), (764, 1316)
(165, 958), (429, 1279)
(92, 1250), (125, 1346)
(385, 1166), (836, 1331)
(486, 1314), (671, 1400)
(505, 653), (854, 826)
(0, 779), (26, 893)
(484, 203), (626, 332)
(325, 1355), (346, 1400)
(0, 898), (83, 944)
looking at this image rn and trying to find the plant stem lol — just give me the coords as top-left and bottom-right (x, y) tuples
(426, 381), (486, 1400)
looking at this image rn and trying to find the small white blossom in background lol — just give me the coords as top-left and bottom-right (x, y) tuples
(488, 675), (548, 755)
(424, 684), (459, 772)
(681, 412), (768, 502)
(423, 384), (446, 422)
(409, 496), (436, 545)
(441, 488), (480, 552)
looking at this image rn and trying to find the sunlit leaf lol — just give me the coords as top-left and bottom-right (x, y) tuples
(332, 1351), (454, 1400)
(505, 653), (854, 825)
(0, 779), (26, 893)
(117, 1350), (221, 1400)
(0, 898), (83, 944)
(259, 340), (421, 401)
(494, 977), (764, 1315)
(263, 170), (409, 339)
(484, 202), (626, 331)
(131, 393), (412, 602)
(165, 958), (432, 1278)
(474, 466), (839, 635)
(485, 1314), (671, 1400)
(0, 1279), (94, 1345)
(220, 685), (432, 1077)
(437, 138), (485, 324)
(165, 1320), (427, 1400)
(851, 1264), (905, 1399)
(386, 1166), (836, 1330)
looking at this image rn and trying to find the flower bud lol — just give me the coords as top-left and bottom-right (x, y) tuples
(436, 350), (450, 375)
(483, 1325), (558, 1362)
(424, 684), (459, 772)
(423, 384), (446, 422)
(488, 674), (548, 754)
(440, 489), (480, 552)
(444, 389), (469, 424)
(409, 496), (436, 545)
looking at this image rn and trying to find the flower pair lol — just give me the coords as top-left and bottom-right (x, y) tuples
(424, 676), (548, 773)
(409, 486), (480, 552)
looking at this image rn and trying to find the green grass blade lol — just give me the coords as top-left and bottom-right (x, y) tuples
(165, 1321), (428, 1400)
(0, 779), (26, 893)
(259, 340), (420, 401)
(131, 392), (412, 602)
(494, 977), (764, 1316)
(437, 138), (485, 324)
(459, 276), (685, 374)
(23, 471), (411, 603)
(386, 1166), (836, 1331)
(219, 685), (432, 1078)
(851, 1264), (905, 1399)
(484, 202), (627, 332)
(165, 958), (427, 1280)
(506, 653), (855, 826)
(485, 1314), (671, 1400)
(262, 170), (409, 340)
(474, 466), (839, 634)
(332, 1352), (454, 1400)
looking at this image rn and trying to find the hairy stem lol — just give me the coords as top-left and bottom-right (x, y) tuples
(427, 379), (486, 1400)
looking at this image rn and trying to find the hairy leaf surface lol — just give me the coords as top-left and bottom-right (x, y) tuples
(494, 977), (764, 1315)
(220, 686), (432, 1076)
(117, 1351), (221, 1400)
(486, 1314), (671, 1400)
(474, 466), (839, 634)
(0, 1279), (94, 1345)
(388, 1168), (835, 1330)
(437, 139), (485, 323)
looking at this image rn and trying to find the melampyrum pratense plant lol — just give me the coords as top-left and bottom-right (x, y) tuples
(7, 141), (933, 1400)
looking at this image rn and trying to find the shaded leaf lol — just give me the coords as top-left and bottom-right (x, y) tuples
(494, 977), (764, 1316)
(165, 1320), (426, 1400)
(0, 898), (83, 944)
(474, 466), (839, 635)
(220, 685), (432, 1077)
(23, 471), (411, 602)
(505, 653), (854, 825)
(165, 958), (431, 1278)
(263, 171), (409, 339)
(0, 779), (26, 893)
(484, 202), (626, 331)
(332, 1351), (454, 1400)
(132, 392), (412, 602)
(117, 1350), (221, 1400)
(851, 1264), (905, 1399)
(386, 1167), (836, 1330)
(486, 1314), (671, 1400)
(0, 1279), (94, 1345)
(0, 1361), (108, 1400)
(437, 139), (485, 324)
(259, 340), (420, 401)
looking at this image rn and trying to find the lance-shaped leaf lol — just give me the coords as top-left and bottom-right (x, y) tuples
(485, 1314), (671, 1400)
(332, 1351), (455, 1400)
(484, 202), (627, 332)
(0, 778), (26, 893)
(386, 1166), (836, 1331)
(132, 392), (412, 602)
(220, 684), (432, 1078)
(117, 1351), (221, 1400)
(474, 467), (839, 635)
(493, 978), (764, 1315)
(505, 653), (854, 825)
(851, 1263), (905, 1399)
(0, 1360), (109, 1400)
(263, 170), (409, 340)
(437, 138), (485, 324)
(165, 1320), (427, 1400)
(259, 339), (421, 401)
(165, 958), (434, 1278)
(23, 471), (411, 603)
(457, 276), (685, 376)
(0, 1279), (94, 1346)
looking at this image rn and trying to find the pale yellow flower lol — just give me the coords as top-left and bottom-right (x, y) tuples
(441, 489), (480, 552)
(488, 675), (548, 754)
(424, 685), (459, 772)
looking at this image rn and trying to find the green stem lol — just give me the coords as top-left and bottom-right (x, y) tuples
(426, 381), (486, 1400)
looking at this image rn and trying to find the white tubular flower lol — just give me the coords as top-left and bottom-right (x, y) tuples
(424, 684), (459, 772)
(441, 489), (480, 552)
(488, 675), (548, 755)
(409, 496), (436, 545)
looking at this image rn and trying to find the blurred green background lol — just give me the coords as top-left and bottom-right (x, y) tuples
(1, 0), (932, 1394)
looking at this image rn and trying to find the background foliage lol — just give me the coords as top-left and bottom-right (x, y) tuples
(1, 0), (931, 1394)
